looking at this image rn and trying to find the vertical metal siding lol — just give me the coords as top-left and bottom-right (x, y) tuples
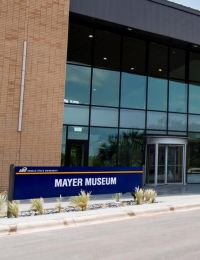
(70, 0), (200, 45)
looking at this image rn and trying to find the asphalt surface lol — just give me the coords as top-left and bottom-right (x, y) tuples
(1, 209), (200, 260)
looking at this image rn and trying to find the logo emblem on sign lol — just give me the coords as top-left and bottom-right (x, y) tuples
(19, 167), (28, 173)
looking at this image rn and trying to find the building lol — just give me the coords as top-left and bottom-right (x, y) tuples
(1, 0), (200, 191)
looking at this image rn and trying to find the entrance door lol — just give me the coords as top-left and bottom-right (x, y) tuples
(146, 139), (186, 185)
(66, 140), (88, 166)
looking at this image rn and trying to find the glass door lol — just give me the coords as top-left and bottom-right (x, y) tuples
(167, 145), (183, 183)
(146, 143), (184, 184)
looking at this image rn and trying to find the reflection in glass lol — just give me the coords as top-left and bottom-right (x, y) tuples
(148, 43), (168, 77)
(118, 130), (144, 166)
(121, 73), (146, 109)
(146, 145), (155, 184)
(67, 23), (93, 65)
(147, 77), (168, 111)
(89, 127), (118, 166)
(122, 37), (146, 74)
(170, 48), (186, 80)
(168, 113), (187, 131)
(120, 109), (145, 129)
(147, 111), (167, 130)
(189, 83), (200, 114)
(92, 68), (120, 107)
(189, 52), (200, 82)
(189, 115), (200, 132)
(94, 29), (121, 70)
(64, 105), (89, 125)
(91, 107), (118, 127)
(167, 146), (183, 183)
(169, 81), (187, 113)
(61, 126), (67, 166)
(65, 65), (91, 104)
(187, 134), (200, 175)
(68, 126), (88, 140)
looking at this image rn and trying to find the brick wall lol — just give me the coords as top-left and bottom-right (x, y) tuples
(0, 0), (70, 191)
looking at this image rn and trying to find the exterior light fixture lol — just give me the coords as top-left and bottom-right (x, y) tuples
(103, 57), (108, 60)
(130, 67), (135, 71)
(128, 27), (132, 31)
(88, 34), (93, 38)
(158, 68), (163, 72)
(193, 44), (198, 48)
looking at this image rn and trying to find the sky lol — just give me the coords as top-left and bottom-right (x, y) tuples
(169, 0), (200, 10)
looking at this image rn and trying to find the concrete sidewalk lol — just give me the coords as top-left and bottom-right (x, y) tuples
(1, 185), (200, 236)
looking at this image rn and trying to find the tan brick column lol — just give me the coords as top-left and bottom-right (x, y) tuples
(0, 0), (70, 191)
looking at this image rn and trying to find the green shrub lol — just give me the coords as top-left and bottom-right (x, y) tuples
(70, 190), (91, 211)
(144, 189), (157, 203)
(30, 198), (44, 215)
(0, 192), (7, 217)
(7, 201), (19, 218)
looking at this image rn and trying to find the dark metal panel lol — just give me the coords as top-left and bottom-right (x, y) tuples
(70, 0), (200, 45)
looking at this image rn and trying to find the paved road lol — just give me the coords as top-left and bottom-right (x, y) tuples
(1, 210), (200, 260)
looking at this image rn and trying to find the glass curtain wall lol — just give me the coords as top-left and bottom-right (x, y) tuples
(62, 17), (200, 170)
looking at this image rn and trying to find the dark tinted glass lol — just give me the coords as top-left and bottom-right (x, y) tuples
(190, 52), (200, 82)
(118, 130), (144, 166)
(94, 29), (121, 70)
(65, 65), (91, 104)
(122, 37), (146, 74)
(61, 126), (67, 166)
(121, 73), (146, 109)
(67, 23), (93, 65)
(187, 134), (200, 172)
(147, 111), (167, 130)
(170, 48), (186, 80)
(168, 113), (187, 131)
(92, 68), (120, 106)
(148, 43), (168, 77)
(89, 127), (118, 166)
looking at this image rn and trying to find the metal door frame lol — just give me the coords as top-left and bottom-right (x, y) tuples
(145, 137), (187, 185)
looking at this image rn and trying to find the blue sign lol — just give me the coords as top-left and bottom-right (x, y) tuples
(12, 166), (143, 200)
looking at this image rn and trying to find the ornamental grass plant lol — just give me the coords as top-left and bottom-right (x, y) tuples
(0, 192), (7, 217)
(70, 190), (91, 211)
(7, 201), (19, 218)
(134, 187), (144, 205)
(144, 189), (157, 203)
(30, 198), (44, 215)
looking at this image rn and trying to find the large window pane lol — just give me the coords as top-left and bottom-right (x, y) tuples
(189, 115), (200, 132)
(121, 73), (146, 109)
(147, 111), (167, 130)
(118, 130), (144, 166)
(91, 107), (118, 127)
(189, 52), (200, 82)
(89, 127), (118, 166)
(67, 23), (93, 66)
(187, 134), (200, 179)
(148, 43), (168, 77)
(92, 68), (120, 107)
(65, 65), (91, 104)
(64, 105), (89, 125)
(94, 29), (121, 70)
(147, 77), (168, 111)
(169, 81), (187, 113)
(120, 109), (145, 129)
(189, 83), (200, 114)
(168, 113), (187, 131)
(170, 48), (186, 80)
(68, 126), (88, 140)
(122, 37), (146, 74)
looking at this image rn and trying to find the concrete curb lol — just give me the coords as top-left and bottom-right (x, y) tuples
(1, 203), (200, 236)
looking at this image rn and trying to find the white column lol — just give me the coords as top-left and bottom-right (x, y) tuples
(18, 41), (27, 132)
